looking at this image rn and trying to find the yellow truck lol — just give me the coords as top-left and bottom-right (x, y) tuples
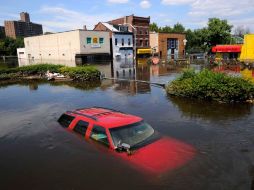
(240, 34), (254, 63)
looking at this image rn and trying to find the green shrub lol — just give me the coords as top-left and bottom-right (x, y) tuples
(0, 73), (20, 80)
(167, 69), (254, 102)
(0, 64), (63, 75)
(178, 68), (196, 80)
(0, 64), (101, 81)
(59, 66), (100, 81)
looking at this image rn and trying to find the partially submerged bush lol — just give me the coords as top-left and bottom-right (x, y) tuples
(167, 69), (254, 102)
(0, 64), (101, 81)
(0, 64), (63, 75)
(59, 66), (101, 81)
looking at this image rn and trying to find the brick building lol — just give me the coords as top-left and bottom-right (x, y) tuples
(108, 15), (150, 55)
(4, 12), (43, 39)
(150, 32), (186, 60)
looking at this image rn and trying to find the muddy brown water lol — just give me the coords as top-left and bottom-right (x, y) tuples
(0, 62), (254, 190)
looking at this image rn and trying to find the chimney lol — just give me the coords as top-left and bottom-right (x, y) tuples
(83, 25), (87, 30)
(20, 12), (30, 22)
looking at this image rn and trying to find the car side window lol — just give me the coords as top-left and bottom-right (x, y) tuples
(58, 114), (75, 128)
(90, 125), (109, 146)
(73, 120), (89, 135)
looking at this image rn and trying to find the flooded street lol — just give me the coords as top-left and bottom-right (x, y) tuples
(1, 61), (254, 190)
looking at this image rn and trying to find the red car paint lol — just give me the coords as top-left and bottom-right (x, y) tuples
(58, 107), (196, 175)
(117, 137), (195, 174)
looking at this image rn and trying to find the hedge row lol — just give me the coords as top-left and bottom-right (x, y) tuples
(0, 64), (101, 81)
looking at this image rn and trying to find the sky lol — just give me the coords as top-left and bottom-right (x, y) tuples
(0, 0), (253, 33)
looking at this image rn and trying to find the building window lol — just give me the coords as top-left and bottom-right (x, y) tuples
(140, 30), (142, 35)
(115, 38), (118, 46)
(122, 38), (124, 46)
(87, 37), (91, 44)
(99, 38), (104, 44)
(145, 40), (149, 46)
(140, 40), (143, 47)
(49, 54), (51, 56)
(93, 37), (98, 44)
(128, 38), (131, 46)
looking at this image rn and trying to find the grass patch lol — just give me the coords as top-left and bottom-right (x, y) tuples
(166, 69), (254, 103)
(0, 64), (101, 81)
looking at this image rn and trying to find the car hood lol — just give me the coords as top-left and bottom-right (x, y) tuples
(118, 137), (196, 174)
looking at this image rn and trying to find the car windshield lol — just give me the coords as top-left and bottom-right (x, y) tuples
(109, 121), (154, 148)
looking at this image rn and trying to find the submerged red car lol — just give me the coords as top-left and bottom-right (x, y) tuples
(58, 107), (196, 174)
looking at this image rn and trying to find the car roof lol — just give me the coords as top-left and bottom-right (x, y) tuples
(67, 107), (142, 129)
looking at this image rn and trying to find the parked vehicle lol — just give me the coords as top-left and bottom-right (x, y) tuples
(58, 107), (196, 174)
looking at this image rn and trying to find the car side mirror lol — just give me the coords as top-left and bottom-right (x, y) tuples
(121, 143), (130, 150)
(117, 143), (131, 155)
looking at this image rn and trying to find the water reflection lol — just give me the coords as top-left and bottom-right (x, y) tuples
(100, 58), (190, 95)
(169, 96), (252, 121)
(0, 80), (101, 91)
(211, 65), (254, 82)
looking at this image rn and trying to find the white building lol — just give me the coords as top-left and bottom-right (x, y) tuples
(94, 22), (134, 60)
(17, 48), (27, 66)
(112, 32), (133, 60)
(18, 29), (111, 66)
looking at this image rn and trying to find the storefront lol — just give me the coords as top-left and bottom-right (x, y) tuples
(212, 45), (242, 60)
(137, 48), (152, 58)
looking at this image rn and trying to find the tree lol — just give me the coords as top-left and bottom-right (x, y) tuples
(0, 31), (5, 39)
(234, 25), (250, 38)
(206, 18), (232, 47)
(186, 28), (209, 53)
(149, 23), (159, 32)
(159, 25), (172, 33)
(172, 23), (185, 33)
(44, 32), (54, 35)
(0, 37), (24, 56)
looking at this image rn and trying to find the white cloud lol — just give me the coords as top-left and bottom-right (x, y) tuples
(230, 17), (254, 32)
(107, 0), (129, 3)
(38, 6), (119, 32)
(140, 0), (151, 9)
(189, 0), (254, 17)
(162, 0), (254, 17)
(161, 0), (195, 5)
(161, 0), (254, 32)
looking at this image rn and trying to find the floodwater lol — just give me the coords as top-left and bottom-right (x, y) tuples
(1, 60), (254, 190)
